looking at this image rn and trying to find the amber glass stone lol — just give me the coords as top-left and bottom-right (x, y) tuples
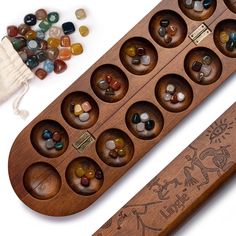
(85, 169), (95, 179)
(79, 25), (89, 37)
(25, 30), (37, 40)
(71, 43), (83, 55)
(47, 38), (60, 48)
(61, 35), (71, 47)
(7, 25), (18, 37)
(35, 9), (47, 20)
(35, 68), (48, 80)
(54, 59), (67, 74)
(59, 48), (72, 60)
(18, 24), (31, 36)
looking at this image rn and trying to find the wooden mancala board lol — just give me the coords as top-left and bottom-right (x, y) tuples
(8, 0), (236, 216)
(94, 102), (236, 236)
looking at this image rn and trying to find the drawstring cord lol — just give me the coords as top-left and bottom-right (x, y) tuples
(13, 80), (29, 120)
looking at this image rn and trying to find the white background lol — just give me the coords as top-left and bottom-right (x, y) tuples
(0, 0), (235, 235)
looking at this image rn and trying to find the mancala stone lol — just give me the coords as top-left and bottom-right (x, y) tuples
(105, 140), (116, 150)
(109, 150), (118, 159)
(39, 20), (52, 32)
(109, 80), (121, 91)
(79, 25), (89, 37)
(25, 56), (39, 69)
(132, 113), (141, 124)
(81, 101), (92, 112)
(114, 138), (125, 149)
(167, 25), (177, 36)
(62, 22), (75, 35)
(170, 94), (179, 104)
(35, 68), (48, 80)
(166, 84), (175, 94)
(85, 170), (95, 179)
(74, 104), (83, 116)
(229, 32), (236, 42)
(158, 27), (166, 37)
(7, 26), (18, 37)
(81, 176), (90, 187)
(71, 43), (83, 55)
(25, 30), (37, 40)
(18, 51), (28, 62)
(98, 80), (109, 90)
(160, 19), (169, 28)
(105, 88), (115, 96)
(37, 39), (48, 50)
(194, 1), (204, 12)
(61, 35), (71, 47)
(47, 12), (59, 24)
(203, 0), (214, 9)
(184, 0), (194, 9)
(49, 26), (63, 39)
(219, 31), (229, 44)
(27, 40), (38, 50)
(75, 9), (87, 20)
(79, 112), (90, 122)
(35, 9), (47, 20)
(203, 55), (212, 65)
(36, 51), (47, 63)
(43, 59), (54, 73)
(132, 56), (141, 65)
(164, 34), (172, 44)
(18, 24), (31, 36)
(95, 170), (103, 180)
(47, 47), (59, 60)
(42, 129), (53, 140)
(47, 38), (60, 48)
(192, 61), (202, 72)
(46, 139), (55, 150)
(141, 55), (151, 66)
(36, 30), (46, 39)
(164, 93), (172, 102)
(75, 167), (85, 178)
(226, 40), (235, 51)
(176, 92), (185, 102)
(145, 120), (155, 131)
(55, 142), (64, 150)
(137, 47), (145, 56)
(200, 64), (212, 77)
(52, 132), (61, 142)
(59, 48), (72, 60)
(125, 46), (136, 57)
(117, 149), (126, 157)
(24, 14), (37, 26)
(140, 112), (150, 123)
(54, 59), (67, 74)
(136, 122), (145, 132)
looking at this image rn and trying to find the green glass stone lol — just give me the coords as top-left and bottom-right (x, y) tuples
(39, 20), (52, 32)
(132, 113), (141, 124)
(47, 12), (59, 24)
(55, 142), (64, 150)
(12, 38), (26, 51)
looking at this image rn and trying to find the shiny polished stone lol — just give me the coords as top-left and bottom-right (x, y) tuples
(164, 93), (172, 101)
(98, 80), (109, 90)
(164, 34), (172, 44)
(47, 47), (59, 60)
(145, 120), (155, 131)
(184, 0), (194, 9)
(192, 61), (202, 72)
(105, 140), (116, 150)
(49, 26), (63, 39)
(18, 51), (28, 62)
(114, 138), (125, 149)
(7, 25), (18, 37)
(35, 68), (48, 80)
(137, 47), (145, 56)
(226, 40), (235, 51)
(106, 75), (112, 83)
(62, 22), (75, 35)
(203, 55), (212, 65)
(61, 35), (71, 47)
(95, 170), (103, 180)
(47, 12), (59, 24)
(81, 176), (90, 187)
(158, 27), (166, 37)
(25, 30), (37, 40)
(26, 56), (39, 69)
(105, 88), (115, 96)
(46, 139), (55, 150)
(79, 112), (90, 122)
(36, 51), (47, 63)
(27, 40), (38, 50)
(136, 122), (145, 132)
(194, 1), (204, 12)
(24, 14), (37, 26)
(79, 25), (89, 37)
(160, 19), (169, 28)
(71, 43), (83, 55)
(132, 113), (141, 124)
(42, 129), (53, 140)
(12, 37), (26, 51)
(47, 37), (60, 48)
(75, 167), (85, 178)
(219, 31), (229, 44)
(81, 101), (92, 112)
(200, 64), (212, 77)
(75, 9), (87, 20)
(110, 80), (121, 91)
(74, 104), (83, 116)
(35, 9), (47, 20)
(37, 39), (48, 50)
(85, 170), (95, 179)
(43, 59), (54, 73)
(140, 112), (150, 123)
(229, 32), (236, 42)
(109, 150), (118, 159)
(170, 94), (179, 104)
(166, 84), (175, 94)
(55, 142), (64, 150)
(177, 92), (185, 102)
(18, 24), (31, 36)
(54, 59), (67, 74)
(59, 48), (72, 60)
(36, 30), (46, 39)
(203, 0), (213, 9)
(167, 25), (177, 36)
(141, 55), (151, 66)
(118, 149), (126, 157)
(132, 56), (141, 65)
(39, 20), (52, 32)
(125, 46), (136, 57)
(52, 132), (61, 142)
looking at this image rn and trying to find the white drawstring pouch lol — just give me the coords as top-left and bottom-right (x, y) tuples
(0, 37), (34, 119)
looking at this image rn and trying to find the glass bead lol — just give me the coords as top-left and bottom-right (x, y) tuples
(81, 176), (90, 187)
(46, 139), (55, 150)
(220, 31), (229, 44)
(39, 20), (52, 32)
(109, 80), (121, 91)
(55, 142), (64, 150)
(97, 80), (109, 90)
(37, 39), (48, 50)
(194, 1), (204, 12)
(42, 130), (53, 140)
(137, 47), (145, 56)
(54, 59), (67, 74)
(61, 35), (71, 47)
(49, 26), (63, 39)
(47, 12), (59, 24)
(25, 30), (37, 40)
(36, 51), (47, 63)
(62, 22), (75, 35)
(75, 167), (85, 178)
(125, 46), (136, 57)
(114, 138), (125, 149)
(24, 14), (37, 26)
(140, 112), (150, 123)
(7, 25), (18, 37)
(79, 113), (90, 122)
(117, 149), (126, 157)
(177, 92), (186, 102)
(74, 104), (83, 116)
(27, 40), (39, 50)
(164, 34), (172, 44)
(52, 131), (62, 142)
(71, 43), (84, 56)
(81, 101), (92, 112)
(145, 120), (155, 131)
(12, 38), (26, 51)
(47, 47), (59, 60)
(75, 9), (87, 20)
(59, 48), (72, 60)
(167, 25), (178, 36)
(158, 27), (166, 37)
(85, 169), (95, 179)
(18, 24), (31, 36)
(160, 19), (169, 28)
(47, 38), (60, 48)
(109, 150), (118, 159)
(35, 68), (48, 80)
(35, 9), (47, 20)
(25, 56), (39, 69)
(36, 30), (45, 40)
(105, 140), (116, 150)
(43, 59), (54, 73)
(132, 113), (141, 124)
(79, 25), (89, 37)
(95, 170), (103, 180)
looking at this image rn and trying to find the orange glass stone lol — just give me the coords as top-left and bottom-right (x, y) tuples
(25, 30), (37, 40)
(47, 37), (60, 48)
(61, 35), (71, 47)
(71, 43), (83, 55)
(58, 48), (72, 60)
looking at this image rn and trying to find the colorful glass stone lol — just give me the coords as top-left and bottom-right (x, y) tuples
(125, 46), (136, 57)
(55, 142), (64, 150)
(183, 0), (194, 9)
(35, 68), (48, 80)
(49, 26), (63, 39)
(158, 27), (166, 37)
(226, 40), (235, 51)
(85, 169), (95, 179)
(74, 104), (83, 116)
(81, 176), (90, 187)
(35, 9), (47, 20)
(167, 25), (177, 36)
(25, 56), (39, 69)
(106, 140), (116, 150)
(37, 39), (48, 50)
(203, 0), (213, 9)
(194, 1), (204, 12)
(132, 56), (141, 65)
(79, 112), (90, 122)
(176, 92), (185, 102)
(52, 132), (62, 142)
(42, 129), (53, 140)
(132, 113), (141, 124)
(47, 47), (59, 60)
(200, 64), (212, 77)
(43, 59), (54, 73)
(61, 35), (71, 47)
(71, 43), (83, 55)
(145, 120), (155, 131)
(164, 34), (172, 44)
(109, 150), (118, 159)
(166, 84), (175, 94)
(203, 55), (212, 65)
(192, 61), (202, 72)
(25, 30), (37, 40)
(39, 20), (52, 32)
(47, 12), (59, 24)
(75, 167), (85, 178)
(140, 112), (150, 123)
(27, 40), (39, 50)
(62, 22), (75, 35)
(7, 26), (18, 37)
(47, 38), (60, 48)
(79, 25), (89, 37)
(117, 149), (126, 157)
(36, 51), (47, 63)
(24, 14), (37, 26)
(54, 59), (67, 74)
(81, 101), (92, 112)
(160, 19), (169, 28)
(164, 93), (172, 102)
(141, 55), (151, 66)
(46, 139), (55, 150)
(12, 38), (26, 51)
(98, 80), (109, 90)
(95, 170), (103, 180)
(229, 32), (236, 42)
(220, 31), (229, 44)
(36, 30), (46, 39)
(75, 9), (87, 20)
(18, 51), (28, 62)
(136, 122), (145, 132)
(137, 47), (145, 56)
(59, 48), (72, 60)
(109, 80), (121, 91)
(18, 24), (31, 36)
(114, 138), (125, 149)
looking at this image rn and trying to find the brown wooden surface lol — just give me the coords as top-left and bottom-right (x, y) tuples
(8, 0), (236, 216)
(94, 102), (236, 236)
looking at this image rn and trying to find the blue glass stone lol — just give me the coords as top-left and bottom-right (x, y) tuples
(203, 0), (213, 9)
(36, 30), (45, 39)
(229, 32), (236, 42)
(62, 22), (75, 35)
(25, 56), (39, 69)
(42, 129), (53, 140)
(43, 59), (54, 73)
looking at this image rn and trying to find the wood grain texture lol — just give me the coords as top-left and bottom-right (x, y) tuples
(94, 102), (236, 236)
(8, 0), (236, 216)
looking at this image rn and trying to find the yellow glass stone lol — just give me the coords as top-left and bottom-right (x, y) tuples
(25, 30), (37, 40)
(219, 31), (229, 44)
(71, 43), (83, 55)
(75, 167), (85, 178)
(74, 104), (83, 116)
(85, 169), (95, 179)
(114, 138), (125, 149)
(79, 25), (89, 37)
(118, 149), (126, 157)
(125, 46), (136, 57)
(47, 37), (60, 48)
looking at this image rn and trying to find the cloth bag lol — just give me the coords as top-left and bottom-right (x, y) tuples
(0, 37), (34, 119)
